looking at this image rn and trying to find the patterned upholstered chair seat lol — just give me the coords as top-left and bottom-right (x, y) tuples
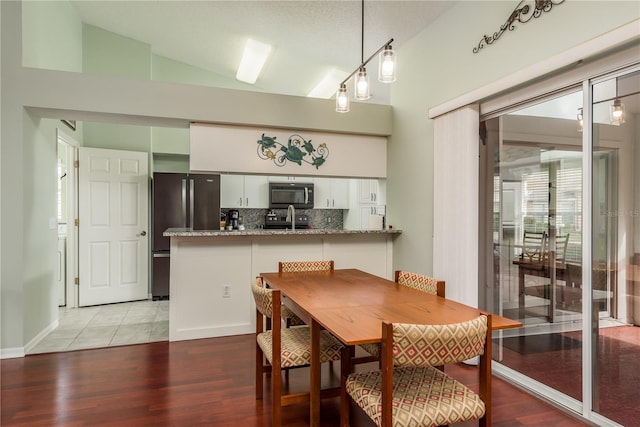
(346, 366), (485, 427)
(257, 326), (343, 367)
(343, 315), (491, 427)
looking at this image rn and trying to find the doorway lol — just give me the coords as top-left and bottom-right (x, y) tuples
(56, 129), (79, 308)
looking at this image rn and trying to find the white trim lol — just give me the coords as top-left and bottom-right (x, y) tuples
(429, 19), (640, 119)
(23, 319), (59, 355)
(581, 79), (594, 418)
(1, 347), (26, 359)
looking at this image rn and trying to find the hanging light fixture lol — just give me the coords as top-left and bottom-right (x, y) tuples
(336, 84), (350, 113)
(378, 44), (396, 82)
(335, 0), (396, 112)
(609, 77), (625, 125)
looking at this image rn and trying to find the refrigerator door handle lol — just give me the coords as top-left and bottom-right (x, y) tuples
(190, 179), (195, 228)
(181, 179), (187, 228)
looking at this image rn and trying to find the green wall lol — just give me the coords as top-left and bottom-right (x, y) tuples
(22, 0), (82, 72)
(387, 0), (640, 276)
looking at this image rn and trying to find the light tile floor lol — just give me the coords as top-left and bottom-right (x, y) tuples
(28, 300), (169, 354)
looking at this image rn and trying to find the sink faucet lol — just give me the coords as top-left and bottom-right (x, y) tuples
(286, 204), (295, 230)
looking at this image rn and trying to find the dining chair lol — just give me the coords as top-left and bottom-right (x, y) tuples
(278, 260), (335, 326)
(342, 314), (492, 427)
(520, 230), (547, 262)
(252, 277), (343, 427)
(359, 270), (445, 360)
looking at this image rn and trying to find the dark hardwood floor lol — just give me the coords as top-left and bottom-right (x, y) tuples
(1, 334), (589, 426)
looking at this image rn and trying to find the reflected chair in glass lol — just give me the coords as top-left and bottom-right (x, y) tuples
(278, 260), (335, 327)
(359, 271), (446, 361)
(342, 314), (492, 427)
(252, 277), (343, 427)
(520, 230), (548, 262)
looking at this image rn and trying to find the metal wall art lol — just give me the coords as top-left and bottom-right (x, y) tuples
(473, 0), (565, 53)
(257, 133), (329, 169)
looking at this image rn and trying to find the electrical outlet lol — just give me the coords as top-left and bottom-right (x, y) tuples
(222, 284), (231, 298)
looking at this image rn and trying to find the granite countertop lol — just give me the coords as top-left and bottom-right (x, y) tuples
(163, 228), (402, 237)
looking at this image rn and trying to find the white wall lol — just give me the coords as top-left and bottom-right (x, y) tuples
(387, 0), (640, 284)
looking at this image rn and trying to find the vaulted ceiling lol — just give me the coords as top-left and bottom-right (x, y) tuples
(70, 1), (456, 104)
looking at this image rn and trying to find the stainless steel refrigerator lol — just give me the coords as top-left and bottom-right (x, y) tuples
(151, 172), (221, 299)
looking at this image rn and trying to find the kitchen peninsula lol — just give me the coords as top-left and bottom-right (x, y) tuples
(165, 227), (401, 341)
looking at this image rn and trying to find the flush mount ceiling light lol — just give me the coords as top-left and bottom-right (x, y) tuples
(236, 39), (272, 84)
(335, 0), (396, 113)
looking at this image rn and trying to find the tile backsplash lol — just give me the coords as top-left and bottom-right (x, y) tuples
(221, 208), (343, 230)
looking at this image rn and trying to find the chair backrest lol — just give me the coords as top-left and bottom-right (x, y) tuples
(379, 315), (492, 427)
(278, 260), (334, 273)
(394, 270), (445, 297)
(521, 231), (547, 262)
(384, 315), (489, 368)
(543, 233), (569, 265)
(251, 277), (274, 319)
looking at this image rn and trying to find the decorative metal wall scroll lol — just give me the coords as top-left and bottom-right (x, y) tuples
(257, 133), (329, 169)
(473, 0), (565, 54)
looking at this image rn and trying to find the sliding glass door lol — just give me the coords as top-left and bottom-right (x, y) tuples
(589, 69), (639, 426)
(485, 89), (585, 402)
(482, 64), (639, 426)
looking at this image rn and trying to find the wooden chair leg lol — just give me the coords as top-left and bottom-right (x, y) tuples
(256, 343), (263, 400)
(340, 346), (353, 427)
(272, 361), (282, 427)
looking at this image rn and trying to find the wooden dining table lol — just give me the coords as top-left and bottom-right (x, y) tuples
(260, 268), (522, 427)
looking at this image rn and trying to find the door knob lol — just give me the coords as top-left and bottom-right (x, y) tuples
(137, 231), (147, 237)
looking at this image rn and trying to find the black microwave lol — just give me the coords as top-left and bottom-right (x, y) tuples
(269, 182), (314, 209)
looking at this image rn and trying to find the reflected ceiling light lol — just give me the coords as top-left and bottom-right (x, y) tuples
(236, 39), (272, 84)
(335, 0), (396, 112)
(577, 108), (583, 132)
(609, 77), (625, 125)
(308, 69), (349, 99)
(609, 98), (625, 125)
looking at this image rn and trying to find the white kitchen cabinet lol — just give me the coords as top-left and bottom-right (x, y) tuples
(358, 179), (380, 204)
(314, 178), (349, 209)
(220, 175), (269, 208)
(359, 206), (385, 230)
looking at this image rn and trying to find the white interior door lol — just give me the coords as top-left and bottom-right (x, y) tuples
(78, 147), (149, 306)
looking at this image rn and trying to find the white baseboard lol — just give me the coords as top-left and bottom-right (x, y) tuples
(1, 347), (26, 359)
(23, 318), (59, 355)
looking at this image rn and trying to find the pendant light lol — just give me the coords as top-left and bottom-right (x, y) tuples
(354, 1), (370, 100)
(355, 67), (370, 100)
(336, 84), (350, 113)
(609, 77), (625, 125)
(378, 44), (396, 83)
(334, 0), (396, 112)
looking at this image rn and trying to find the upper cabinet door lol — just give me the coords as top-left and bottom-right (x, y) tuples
(358, 179), (379, 204)
(314, 178), (349, 209)
(220, 175), (244, 208)
(244, 175), (269, 208)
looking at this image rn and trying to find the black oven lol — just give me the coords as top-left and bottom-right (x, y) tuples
(269, 182), (314, 209)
